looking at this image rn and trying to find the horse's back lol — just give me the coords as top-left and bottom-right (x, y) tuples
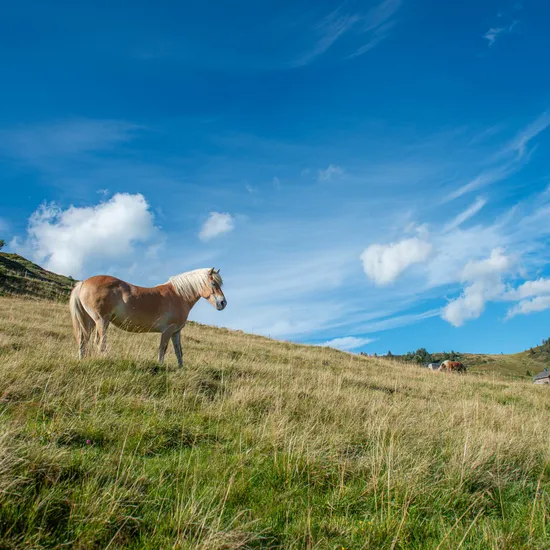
(80, 275), (133, 313)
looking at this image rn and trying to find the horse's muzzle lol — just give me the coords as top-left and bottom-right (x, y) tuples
(217, 299), (227, 310)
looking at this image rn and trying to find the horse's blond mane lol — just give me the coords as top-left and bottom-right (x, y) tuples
(168, 268), (223, 301)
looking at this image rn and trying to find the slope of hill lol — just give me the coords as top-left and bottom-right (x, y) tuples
(378, 350), (550, 379)
(460, 349), (550, 378)
(1, 295), (549, 549)
(0, 252), (74, 301)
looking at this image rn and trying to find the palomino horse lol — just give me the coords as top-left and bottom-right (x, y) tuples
(438, 360), (466, 373)
(69, 268), (226, 366)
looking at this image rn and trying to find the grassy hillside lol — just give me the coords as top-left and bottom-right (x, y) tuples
(0, 252), (74, 301)
(1, 296), (549, 549)
(379, 350), (550, 379)
(460, 350), (550, 378)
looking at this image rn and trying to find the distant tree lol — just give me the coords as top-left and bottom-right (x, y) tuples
(387, 350), (393, 357)
(0, 239), (5, 251)
(373, 352), (377, 357)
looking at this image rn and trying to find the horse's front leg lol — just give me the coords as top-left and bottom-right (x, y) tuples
(171, 330), (183, 368)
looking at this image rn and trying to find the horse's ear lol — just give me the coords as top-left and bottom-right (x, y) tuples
(214, 268), (220, 274)
(209, 267), (215, 275)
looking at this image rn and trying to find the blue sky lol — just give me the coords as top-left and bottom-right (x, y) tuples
(2, 0), (550, 355)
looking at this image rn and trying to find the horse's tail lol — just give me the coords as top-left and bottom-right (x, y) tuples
(69, 282), (93, 353)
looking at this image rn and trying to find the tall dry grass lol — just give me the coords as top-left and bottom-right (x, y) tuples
(0, 296), (549, 549)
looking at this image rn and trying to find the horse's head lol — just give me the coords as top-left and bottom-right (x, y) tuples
(201, 268), (227, 311)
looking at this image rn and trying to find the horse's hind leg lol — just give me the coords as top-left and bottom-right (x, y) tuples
(94, 317), (110, 353)
(76, 315), (94, 359)
(78, 322), (94, 359)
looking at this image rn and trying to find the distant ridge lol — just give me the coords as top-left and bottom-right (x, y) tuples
(0, 252), (74, 301)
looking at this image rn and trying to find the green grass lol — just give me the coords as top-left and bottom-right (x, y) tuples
(1, 296), (550, 549)
(0, 252), (74, 301)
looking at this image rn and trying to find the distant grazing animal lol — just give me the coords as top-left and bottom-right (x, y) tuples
(70, 268), (226, 366)
(438, 360), (466, 373)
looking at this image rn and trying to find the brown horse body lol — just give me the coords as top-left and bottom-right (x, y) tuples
(438, 360), (466, 373)
(70, 268), (226, 366)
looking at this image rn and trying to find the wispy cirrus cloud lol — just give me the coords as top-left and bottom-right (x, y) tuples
(319, 336), (375, 351)
(318, 164), (344, 182)
(483, 4), (520, 48)
(349, 0), (402, 58)
(0, 119), (139, 165)
(295, 10), (361, 67)
(483, 23), (515, 47)
(294, 0), (402, 66)
(446, 112), (550, 201)
(443, 196), (487, 233)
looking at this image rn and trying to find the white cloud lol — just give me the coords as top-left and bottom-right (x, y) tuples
(507, 295), (550, 318)
(295, 10), (360, 66)
(319, 336), (374, 351)
(504, 277), (550, 319)
(509, 111), (550, 159)
(443, 196), (487, 232)
(507, 278), (550, 300)
(12, 193), (157, 278)
(199, 212), (235, 241)
(294, 0), (401, 65)
(461, 247), (512, 281)
(445, 112), (550, 202)
(442, 281), (492, 327)
(446, 161), (518, 202)
(361, 237), (432, 286)
(318, 164), (344, 182)
(441, 248), (513, 327)
(349, 0), (401, 57)
(353, 309), (441, 333)
(483, 20), (517, 47)
(483, 27), (506, 46)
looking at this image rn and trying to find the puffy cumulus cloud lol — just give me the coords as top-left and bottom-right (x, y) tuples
(199, 212), (235, 241)
(361, 237), (432, 286)
(319, 336), (374, 351)
(442, 248), (512, 327)
(461, 248), (512, 281)
(12, 193), (156, 278)
(505, 278), (550, 319)
(507, 295), (550, 318)
(506, 278), (550, 300)
(442, 281), (493, 327)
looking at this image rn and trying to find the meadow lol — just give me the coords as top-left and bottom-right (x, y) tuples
(0, 295), (549, 549)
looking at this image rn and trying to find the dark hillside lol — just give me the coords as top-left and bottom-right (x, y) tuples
(0, 252), (74, 301)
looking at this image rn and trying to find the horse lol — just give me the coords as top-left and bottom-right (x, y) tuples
(438, 360), (466, 373)
(69, 267), (226, 367)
